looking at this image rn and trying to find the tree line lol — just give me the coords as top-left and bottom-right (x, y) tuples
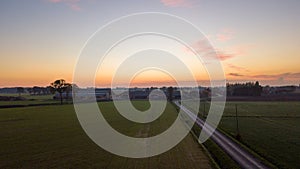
(227, 81), (263, 96)
(13, 79), (76, 105)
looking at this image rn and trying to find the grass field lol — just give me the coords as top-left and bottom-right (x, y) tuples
(193, 101), (300, 169)
(219, 102), (300, 169)
(0, 101), (212, 168)
(0, 94), (59, 106)
(2, 97), (299, 168)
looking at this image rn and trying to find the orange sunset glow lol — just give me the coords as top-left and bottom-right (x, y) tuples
(0, 1), (299, 87)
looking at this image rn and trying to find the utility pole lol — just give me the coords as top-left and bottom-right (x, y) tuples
(203, 100), (206, 118)
(235, 104), (241, 140)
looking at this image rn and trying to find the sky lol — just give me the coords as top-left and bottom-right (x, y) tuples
(0, 0), (299, 87)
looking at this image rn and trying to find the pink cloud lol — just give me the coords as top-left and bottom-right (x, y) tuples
(190, 38), (214, 53)
(215, 50), (235, 61)
(185, 39), (236, 61)
(47, 0), (81, 11)
(250, 72), (300, 85)
(69, 3), (81, 11)
(48, 0), (62, 2)
(216, 29), (235, 42)
(226, 72), (300, 85)
(228, 73), (244, 77)
(185, 30), (253, 62)
(160, 0), (193, 7)
(226, 63), (249, 72)
(251, 73), (300, 80)
(217, 44), (253, 61)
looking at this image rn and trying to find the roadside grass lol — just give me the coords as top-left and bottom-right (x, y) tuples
(196, 101), (300, 169)
(219, 116), (300, 169)
(173, 101), (239, 169)
(0, 101), (212, 168)
(190, 125), (240, 169)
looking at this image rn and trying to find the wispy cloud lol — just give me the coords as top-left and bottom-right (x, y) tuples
(185, 28), (251, 61)
(251, 72), (300, 79)
(216, 44), (252, 61)
(249, 72), (300, 85)
(228, 72), (300, 82)
(215, 50), (236, 61)
(186, 40), (236, 61)
(160, 0), (194, 8)
(216, 29), (235, 42)
(226, 63), (249, 72)
(225, 72), (300, 85)
(48, 0), (62, 2)
(47, 0), (81, 11)
(189, 38), (214, 53)
(228, 73), (244, 77)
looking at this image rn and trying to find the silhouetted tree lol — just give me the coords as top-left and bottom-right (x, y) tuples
(16, 87), (24, 96)
(27, 88), (33, 95)
(65, 83), (72, 100)
(227, 81), (262, 96)
(167, 86), (174, 101)
(50, 79), (68, 104)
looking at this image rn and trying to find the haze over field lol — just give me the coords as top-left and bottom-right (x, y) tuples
(0, 0), (299, 87)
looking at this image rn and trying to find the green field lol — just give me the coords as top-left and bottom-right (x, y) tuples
(0, 94), (59, 106)
(196, 101), (300, 169)
(0, 101), (212, 168)
(2, 98), (299, 169)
